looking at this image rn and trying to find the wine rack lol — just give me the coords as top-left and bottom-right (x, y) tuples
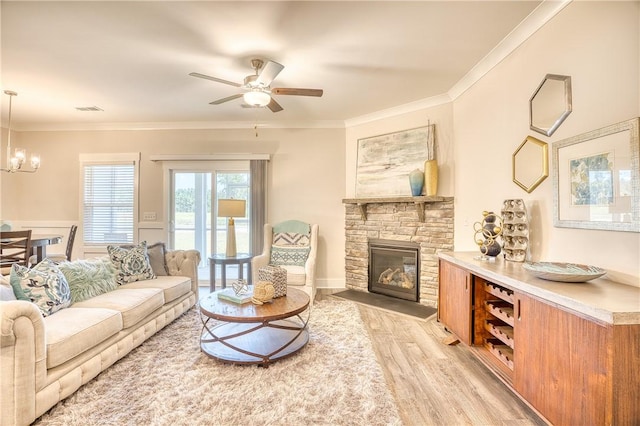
(477, 279), (516, 371)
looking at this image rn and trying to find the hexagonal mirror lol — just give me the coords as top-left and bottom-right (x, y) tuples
(529, 74), (572, 137)
(513, 136), (548, 193)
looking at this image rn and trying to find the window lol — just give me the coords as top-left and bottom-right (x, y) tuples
(80, 153), (139, 245)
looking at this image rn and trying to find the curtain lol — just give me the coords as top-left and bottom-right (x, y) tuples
(250, 160), (267, 255)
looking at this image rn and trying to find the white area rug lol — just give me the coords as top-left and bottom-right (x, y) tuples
(35, 299), (402, 426)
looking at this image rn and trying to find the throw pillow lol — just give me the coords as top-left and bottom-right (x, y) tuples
(107, 241), (156, 285)
(119, 241), (168, 276)
(273, 232), (310, 247)
(146, 242), (168, 276)
(0, 285), (16, 301)
(1, 274), (16, 301)
(58, 257), (118, 303)
(270, 246), (310, 267)
(9, 259), (72, 316)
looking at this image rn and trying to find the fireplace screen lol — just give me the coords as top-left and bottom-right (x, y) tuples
(368, 239), (419, 302)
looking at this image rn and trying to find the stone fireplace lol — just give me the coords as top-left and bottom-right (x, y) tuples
(343, 196), (454, 307)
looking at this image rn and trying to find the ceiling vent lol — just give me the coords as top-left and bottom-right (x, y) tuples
(75, 106), (103, 112)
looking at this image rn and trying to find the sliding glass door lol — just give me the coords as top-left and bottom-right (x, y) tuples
(215, 172), (250, 255)
(171, 172), (211, 257)
(168, 162), (249, 283)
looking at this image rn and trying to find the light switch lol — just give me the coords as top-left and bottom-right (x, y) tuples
(143, 212), (157, 221)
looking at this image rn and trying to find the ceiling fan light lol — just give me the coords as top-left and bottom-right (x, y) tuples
(243, 90), (271, 107)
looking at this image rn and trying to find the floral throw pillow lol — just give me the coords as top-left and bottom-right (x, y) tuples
(118, 241), (168, 276)
(9, 259), (72, 316)
(107, 241), (156, 285)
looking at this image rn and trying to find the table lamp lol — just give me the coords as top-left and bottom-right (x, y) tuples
(217, 198), (246, 257)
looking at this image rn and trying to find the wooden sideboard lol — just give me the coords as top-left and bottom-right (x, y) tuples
(438, 252), (640, 426)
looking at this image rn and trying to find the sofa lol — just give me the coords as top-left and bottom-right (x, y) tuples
(0, 248), (200, 426)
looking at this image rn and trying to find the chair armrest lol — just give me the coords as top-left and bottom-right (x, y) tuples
(305, 224), (319, 288)
(165, 250), (201, 294)
(1, 300), (47, 426)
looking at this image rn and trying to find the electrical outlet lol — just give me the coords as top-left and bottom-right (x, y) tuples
(143, 212), (157, 221)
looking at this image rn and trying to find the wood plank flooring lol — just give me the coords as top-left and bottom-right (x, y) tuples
(200, 287), (546, 425)
(317, 291), (547, 426)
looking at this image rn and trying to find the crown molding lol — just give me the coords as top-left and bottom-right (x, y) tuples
(345, 0), (572, 128)
(448, 0), (572, 100)
(344, 93), (453, 128)
(10, 120), (346, 132)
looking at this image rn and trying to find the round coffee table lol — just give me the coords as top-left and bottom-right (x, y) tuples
(199, 287), (310, 366)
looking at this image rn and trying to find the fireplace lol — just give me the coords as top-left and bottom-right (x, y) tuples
(344, 196), (454, 307)
(368, 239), (420, 302)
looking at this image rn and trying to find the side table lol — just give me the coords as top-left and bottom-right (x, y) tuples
(209, 253), (253, 292)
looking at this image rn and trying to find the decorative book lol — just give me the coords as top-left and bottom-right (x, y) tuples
(217, 287), (254, 304)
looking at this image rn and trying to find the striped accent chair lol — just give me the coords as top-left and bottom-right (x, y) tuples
(251, 220), (318, 305)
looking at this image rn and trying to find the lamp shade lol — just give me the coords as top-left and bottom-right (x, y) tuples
(218, 199), (246, 218)
(243, 90), (271, 107)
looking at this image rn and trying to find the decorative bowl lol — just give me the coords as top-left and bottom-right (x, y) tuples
(522, 262), (606, 283)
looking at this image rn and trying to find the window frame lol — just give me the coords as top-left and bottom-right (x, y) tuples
(79, 153), (140, 253)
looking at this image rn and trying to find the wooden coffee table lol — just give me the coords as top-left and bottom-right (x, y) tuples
(199, 287), (310, 366)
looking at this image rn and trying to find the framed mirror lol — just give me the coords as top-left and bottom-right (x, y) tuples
(513, 136), (549, 193)
(529, 74), (572, 137)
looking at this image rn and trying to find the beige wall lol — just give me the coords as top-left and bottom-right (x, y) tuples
(454, 1), (639, 286)
(345, 2), (640, 286)
(0, 127), (347, 288)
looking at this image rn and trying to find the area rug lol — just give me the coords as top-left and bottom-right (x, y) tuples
(34, 299), (402, 426)
(333, 289), (436, 320)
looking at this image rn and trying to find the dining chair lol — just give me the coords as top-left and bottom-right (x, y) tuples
(28, 225), (78, 265)
(1, 230), (32, 274)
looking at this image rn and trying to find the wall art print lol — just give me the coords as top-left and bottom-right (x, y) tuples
(570, 152), (614, 206)
(356, 125), (434, 197)
(553, 117), (639, 232)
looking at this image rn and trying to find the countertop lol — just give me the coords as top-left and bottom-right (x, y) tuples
(438, 252), (640, 325)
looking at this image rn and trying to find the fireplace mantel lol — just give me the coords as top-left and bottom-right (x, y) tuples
(342, 196), (449, 222)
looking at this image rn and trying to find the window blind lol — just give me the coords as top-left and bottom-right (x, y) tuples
(83, 163), (135, 244)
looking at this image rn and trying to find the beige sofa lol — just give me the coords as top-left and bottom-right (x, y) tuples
(0, 249), (200, 426)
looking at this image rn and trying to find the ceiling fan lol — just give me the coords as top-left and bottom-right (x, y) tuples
(189, 58), (323, 113)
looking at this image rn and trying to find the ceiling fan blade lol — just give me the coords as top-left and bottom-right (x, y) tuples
(267, 98), (284, 113)
(255, 60), (284, 86)
(271, 88), (323, 97)
(189, 72), (242, 88)
(210, 93), (243, 105)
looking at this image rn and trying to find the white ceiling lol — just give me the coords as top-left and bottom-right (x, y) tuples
(1, 1), (560, 130)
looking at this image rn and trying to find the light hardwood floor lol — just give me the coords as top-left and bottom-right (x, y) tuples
(316, 291), (547, 426)
(199, 287), (546, 425)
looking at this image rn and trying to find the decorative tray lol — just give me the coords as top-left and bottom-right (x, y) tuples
(522, 262), (606, 283)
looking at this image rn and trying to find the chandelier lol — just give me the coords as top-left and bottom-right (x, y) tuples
(1, 90), (40, 173)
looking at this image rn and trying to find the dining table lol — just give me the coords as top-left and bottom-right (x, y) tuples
(29, 234), (63, 263)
